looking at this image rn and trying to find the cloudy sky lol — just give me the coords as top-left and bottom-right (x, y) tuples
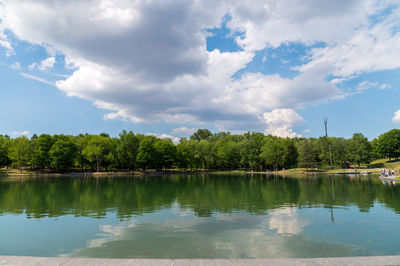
(0, 0), (399, 140)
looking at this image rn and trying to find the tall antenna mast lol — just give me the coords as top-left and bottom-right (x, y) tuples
(324, 116), (333, 165)
(324, 116), (328, 137)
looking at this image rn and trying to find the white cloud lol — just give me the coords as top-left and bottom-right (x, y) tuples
(171, 127), (197, 137)
(10, 62), (21, 70)
(392, 109), (400, 123)
(28, 63), (36, 70)
(146, 133), (180, 144)
(300, 6), (400, 78)
(11, 131), (30, 136)
(0, 21), (13, 55)
(263, 109), (305, 138)
(38, 57), (56, 71)
(20, 72), (54, 86)
(158, 134), (180, 144)
(356, 81), (378, 92)
(226, 0), (379, 51)
(1, 0), (399, 134)
(379, 83), (392, 90)
(262, 55), (266, 63)
(28, 57), (56, 71)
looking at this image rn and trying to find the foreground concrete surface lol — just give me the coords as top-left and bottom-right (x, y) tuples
(1, 256), (400, 266)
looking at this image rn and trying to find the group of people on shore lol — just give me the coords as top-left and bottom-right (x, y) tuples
(381, 168), (398, 176)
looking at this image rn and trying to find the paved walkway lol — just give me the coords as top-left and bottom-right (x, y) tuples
(1, 256), (400, 265)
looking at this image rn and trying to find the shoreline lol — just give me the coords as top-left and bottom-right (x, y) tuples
(0, 168), (382, 177)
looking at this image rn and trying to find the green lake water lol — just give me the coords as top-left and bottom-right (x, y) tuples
(0, 174), (400, 258)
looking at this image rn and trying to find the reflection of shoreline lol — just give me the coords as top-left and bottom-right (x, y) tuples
(379, 176), (400, 186)
(0, 174), (397, 220)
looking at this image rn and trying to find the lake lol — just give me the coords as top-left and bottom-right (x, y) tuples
(0, 174), (399, 258)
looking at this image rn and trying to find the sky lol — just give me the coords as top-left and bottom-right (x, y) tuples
(0, 0), (400, 141)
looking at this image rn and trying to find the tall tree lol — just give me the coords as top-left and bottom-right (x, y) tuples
(153, 138), (176, 170)
(82, 135), (112, 172)
(377, 129), (400, 160)
(330, 137), (347, 167)
(346, 133), (372, 167)
(190, 129), (213, 141)
(9, 136), (33, 172)
(136, 136), (157, 170)
(117, 130), (140, 170)
(298, 139), (318, 170)
(49, 135), (76, 171)
(261, 137), (285, 171)
(241, 132), (265, 170)
(0, 135), (11, 168)
(31, 134), (53, 170)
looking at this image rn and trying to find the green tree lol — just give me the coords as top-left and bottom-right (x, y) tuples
(190, 129), (213, 141)
(377, 129), (400, 160)
(215, 138), (241, 169)
(331, 137), (348, 167)
(176, 138), (196, 169)
(261, 137), (285, 171)
(9, 136), (33, 172)
(31, 134), (53, 170)
(298, 139), (318, 170)
(49, 135), (76, 171)
(153, 138), (176, 170)
(0, 135), (11, 168)
(117, 130), (140, 170)
(346, 133), (372, 167)
(82, 135), (113, 172)
(73, 134), (91, 170)
(241, 132), (265, 170)
(136, 136), (157, 170)
(282, 138), (298, 168)
(196, 140), (215, 169)
(370, 138), (380, 161)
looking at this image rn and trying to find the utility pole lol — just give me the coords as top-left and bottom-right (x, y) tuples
(324, 117), (333, 165)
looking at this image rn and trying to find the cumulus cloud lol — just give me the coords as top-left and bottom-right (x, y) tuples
(392, 110), (400, 123)
(226, 0), (378, 51)
(0, 0), (399, 135)
(263, 109), (305, 138)
(171, 127), (197, 137)
(300, 6), (400, 77)
(146, 133), (180, 144)
(11, 131), (30, 136)
(158, 134), (180, 144)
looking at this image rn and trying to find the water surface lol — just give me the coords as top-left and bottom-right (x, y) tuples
(0, 174), (399, 258)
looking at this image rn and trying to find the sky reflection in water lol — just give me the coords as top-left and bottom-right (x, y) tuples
(0, 174), (399, 258)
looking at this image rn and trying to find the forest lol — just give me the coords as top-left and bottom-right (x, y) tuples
(0, 128), (399, 172)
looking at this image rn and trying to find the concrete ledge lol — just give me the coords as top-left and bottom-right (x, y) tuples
(1, 256), (400, 266)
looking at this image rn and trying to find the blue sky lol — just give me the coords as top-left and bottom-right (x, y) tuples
(0, 0), (399, 141)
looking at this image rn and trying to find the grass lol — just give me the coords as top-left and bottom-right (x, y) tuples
(369, 158), (400, 170)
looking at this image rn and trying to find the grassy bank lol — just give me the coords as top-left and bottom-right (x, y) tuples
(3, 159), (400, 177)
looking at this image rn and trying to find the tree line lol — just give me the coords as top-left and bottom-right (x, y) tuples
(0, 128), (399, 172)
